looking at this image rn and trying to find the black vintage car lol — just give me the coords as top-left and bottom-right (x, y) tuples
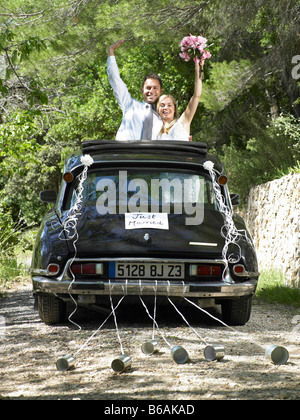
(31, 141), (259, 326)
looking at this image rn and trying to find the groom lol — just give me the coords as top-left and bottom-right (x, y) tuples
(107, 39), (163, 140)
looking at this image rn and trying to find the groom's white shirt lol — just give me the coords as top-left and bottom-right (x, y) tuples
(107, 56), (162, 140)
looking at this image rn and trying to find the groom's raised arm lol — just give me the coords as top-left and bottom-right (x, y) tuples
(108, 39), (125, 57)
(107, 40), (133, 112)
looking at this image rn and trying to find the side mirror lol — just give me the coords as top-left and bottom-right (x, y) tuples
(230, 193), (240, 206)
(40, 190), (57, 203)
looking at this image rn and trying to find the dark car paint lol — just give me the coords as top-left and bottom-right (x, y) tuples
(32, 158), (256, 274)
(31, 141), (259, 325)
(31, 211), (69, 273)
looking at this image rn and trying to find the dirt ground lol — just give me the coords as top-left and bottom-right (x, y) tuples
(0, 281), (299, 401)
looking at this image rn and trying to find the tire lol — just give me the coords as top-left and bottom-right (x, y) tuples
(37, 293), (66, 325)
(221, 295), (252, 326)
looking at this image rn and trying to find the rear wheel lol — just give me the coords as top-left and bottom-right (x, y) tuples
(37, 293), (66, 325)
(221, 295), (252, 326)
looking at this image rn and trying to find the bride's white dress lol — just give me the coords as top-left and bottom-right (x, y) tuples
(156, 120), (190, 141)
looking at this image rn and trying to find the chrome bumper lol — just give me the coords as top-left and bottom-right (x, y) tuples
(32, 276), (258, 299)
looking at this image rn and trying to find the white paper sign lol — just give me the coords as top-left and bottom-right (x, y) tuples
(125, 213), (169, 230)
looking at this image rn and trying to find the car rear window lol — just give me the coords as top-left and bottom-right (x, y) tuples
(64, 169), (218, 214)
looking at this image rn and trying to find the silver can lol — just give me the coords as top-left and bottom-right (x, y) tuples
(204, 344), (225, 361)
(56, 354), (76, 372)
(141, 340), (160, 356)
(111, 354), (132, 373)
(265, 345), (289, 365)
(171, 346), (189, 364)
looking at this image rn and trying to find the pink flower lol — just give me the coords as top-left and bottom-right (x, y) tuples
(197, 36), (207, 45)
(180, 36), (190, 48)
(179, 34), (212, 63)
(202, 50), (211, 60)
(179, 52), (191, 62)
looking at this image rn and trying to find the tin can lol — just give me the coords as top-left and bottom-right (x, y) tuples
(171, 346), (189, 364)
(111, 354), (132, 373)
(141, 340), (160, 356)
(265, 345), (289, 365)
(56, 354), (76, 372)
(204, 344), (225, 361)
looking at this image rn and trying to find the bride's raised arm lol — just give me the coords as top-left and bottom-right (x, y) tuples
(178, 60), (204, 132)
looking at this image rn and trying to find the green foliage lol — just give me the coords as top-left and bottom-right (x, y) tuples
(1, 143), (62, 224)
(200, 60), (253, 112)
(0, 110), (42, 165)
(0, 208), (19, 255)
(0, 208), (34, 286)
(0, 24), (48, 103)
(0, 256), (22, 286)
(0, 0), (299, 226)
(18, 36), (47, 61)
(0, 209), (23, 285)
(222, 113), (300, 201)
(256, 269), (300, 307)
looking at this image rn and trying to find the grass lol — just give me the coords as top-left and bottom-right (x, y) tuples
(255, 269), (300, 308)
(0, 228), (35, 291)
(0, 256), (30, 291)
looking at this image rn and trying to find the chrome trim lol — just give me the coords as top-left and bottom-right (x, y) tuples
(31, 268), (48, 276)
(189, 242), (218, 246)
(31, 266), (60, 277)
(32, 276), (258, 299)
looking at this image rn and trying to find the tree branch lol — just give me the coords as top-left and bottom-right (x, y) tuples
(3, 49), (31, 92)
(0, 11), (45, 17)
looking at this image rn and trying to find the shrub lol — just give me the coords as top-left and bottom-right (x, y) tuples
(222, 113), (300, 203)
(0, 209), (32, 286)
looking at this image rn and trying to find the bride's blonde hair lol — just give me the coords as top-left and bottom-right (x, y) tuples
(157, 95), (179, 135)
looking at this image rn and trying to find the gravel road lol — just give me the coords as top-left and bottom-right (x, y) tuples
(0, 281), (299, 400)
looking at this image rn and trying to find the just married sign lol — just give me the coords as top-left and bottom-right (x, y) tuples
(125, 213), (169, 230)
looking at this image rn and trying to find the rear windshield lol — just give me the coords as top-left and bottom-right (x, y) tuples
(64, 169), (219, 225)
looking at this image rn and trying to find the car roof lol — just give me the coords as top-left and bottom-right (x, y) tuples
(64, 140), (225, 174)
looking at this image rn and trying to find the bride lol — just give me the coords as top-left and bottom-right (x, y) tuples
(156, 59), (204, 141)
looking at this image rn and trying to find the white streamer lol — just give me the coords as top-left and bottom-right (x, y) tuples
(183, 297), (265, 350)
(139, 280), (158, 341)
(203, 161), (252, 282)
(60, 154), (94, 242)
(168, 297), (209, 346)
(58, 154), (94, 330)
(74, 295), (125, 357)
(109, 280), (124, 355)
(152, 281), (158, 340)
(139, 295), (172, 349)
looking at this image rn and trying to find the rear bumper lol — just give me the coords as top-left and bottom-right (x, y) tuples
(32, 276), (258, 299)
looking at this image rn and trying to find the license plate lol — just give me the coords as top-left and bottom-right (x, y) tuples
(110, 262), (184, 279)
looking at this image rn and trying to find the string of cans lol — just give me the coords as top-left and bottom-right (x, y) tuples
(56, 281), (289, 372)
(56, 156), (289, 372)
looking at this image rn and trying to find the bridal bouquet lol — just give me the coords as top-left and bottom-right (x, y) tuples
(179, 34), (211, 63)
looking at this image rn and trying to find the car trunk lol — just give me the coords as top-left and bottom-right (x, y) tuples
(64, 208), (225, 258)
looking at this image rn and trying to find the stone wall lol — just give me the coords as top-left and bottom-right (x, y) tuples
(242, 173), (300, 287)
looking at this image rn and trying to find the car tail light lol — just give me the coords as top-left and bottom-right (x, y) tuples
(71, 263), (103, 275)
(190, 264), (222, 277)
(233, 264), (247, 276)
(47, 264), (60, 276)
